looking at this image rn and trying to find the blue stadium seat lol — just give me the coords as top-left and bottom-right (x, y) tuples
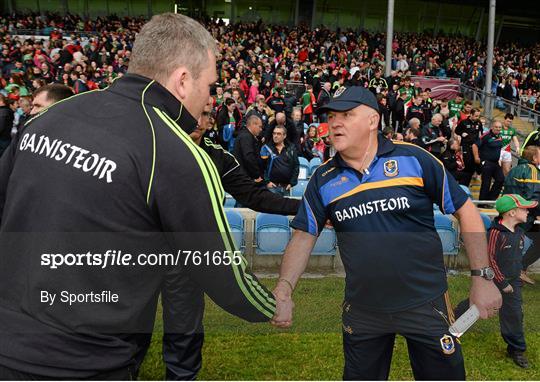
(480, 213), (492, 230)
(299, 157), (310, 180)
(309, 157), (322, 174)
(434, 212), (459, 256)
(255, 213), (291, 255)
(312, 227), (337, 256)
(291, 180), (309, 198)
(225, 209), (244, 250)
(224, 193), (236, 207)
(459, 185), (472, 199)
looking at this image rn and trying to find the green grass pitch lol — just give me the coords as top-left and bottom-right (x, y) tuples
(139, 275), (540, 380)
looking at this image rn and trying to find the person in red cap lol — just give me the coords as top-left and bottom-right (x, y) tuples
(316, 122), (335, 161)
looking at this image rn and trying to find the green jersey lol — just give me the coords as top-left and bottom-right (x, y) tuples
(448, 99), (464, 118)
(398, 86), (415, 102)
(500, 126), (516, 151)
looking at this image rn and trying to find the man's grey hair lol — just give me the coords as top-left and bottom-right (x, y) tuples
(246, 115), (262, 126)
(273, 125), (287, 134)
(408, 117), (421, 128)
(129, 13), (217, 83)
(431, 113), (443, 122)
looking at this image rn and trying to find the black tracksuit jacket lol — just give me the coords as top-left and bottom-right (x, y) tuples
(0, 74), (275, 378)
(200, 137), (300, 214)
(488, 219), (526, 290)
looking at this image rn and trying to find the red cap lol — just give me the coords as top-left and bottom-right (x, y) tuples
(318, 123), (329, 138)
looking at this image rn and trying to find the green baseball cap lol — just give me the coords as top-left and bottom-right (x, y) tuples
(495, 194), (538, 214)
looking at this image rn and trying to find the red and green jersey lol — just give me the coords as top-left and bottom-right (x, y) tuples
(501, 126), (517, 152)
(302, 91), (316, 115)
(448, 99), (465, 119)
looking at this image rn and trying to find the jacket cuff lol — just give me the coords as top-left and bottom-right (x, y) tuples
(496, 279), (509, 290)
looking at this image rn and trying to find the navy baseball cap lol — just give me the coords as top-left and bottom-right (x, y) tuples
(317, 86), (379, 114)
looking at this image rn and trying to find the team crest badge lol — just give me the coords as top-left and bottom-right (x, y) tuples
(334, 86), (347, 98)
(383, 160), (398, 177)
(440, 334), (455, 355)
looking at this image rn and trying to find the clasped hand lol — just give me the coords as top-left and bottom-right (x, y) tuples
(271, 282), (294, 328)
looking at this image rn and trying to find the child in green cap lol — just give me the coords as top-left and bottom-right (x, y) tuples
(492, 194), (538, 368)
(458, 194), (537, 368)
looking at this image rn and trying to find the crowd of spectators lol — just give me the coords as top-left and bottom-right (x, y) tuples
(1, 12), (539, 197)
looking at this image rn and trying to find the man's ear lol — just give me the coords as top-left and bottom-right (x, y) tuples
(169, 66), (190, 101)
(369, 113), (380, 131)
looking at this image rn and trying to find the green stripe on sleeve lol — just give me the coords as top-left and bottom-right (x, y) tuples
(141, 81), (157, 205)
(154, 108), (275, 317)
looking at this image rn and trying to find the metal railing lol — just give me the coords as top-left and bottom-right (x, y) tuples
(460, 83), (540, 132)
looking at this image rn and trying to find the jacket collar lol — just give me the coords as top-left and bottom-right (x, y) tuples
(108, 73), (198, 134)
(491, 218), (513, 233)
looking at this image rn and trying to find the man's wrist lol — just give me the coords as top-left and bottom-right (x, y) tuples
(276, 278), (294, 297)
(471, 266), (495, 281)
(471, 274), (494, 284)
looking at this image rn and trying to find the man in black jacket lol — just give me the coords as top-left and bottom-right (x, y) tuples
(455, 109), (483, 187)
(406, 95), (426, 125)
(503, 78), (518, 115)
(233, 115), (265, 182)
(243, 95), (274, 133)
(479, 121), (504, 201)
(266, 88), (286, 114)
(0, 94), (13, 156)
(161, 104), (300, 380)
(264, 112), (297, 144)
(196, 108), (299, 214)
(30, 83), (74, 115)
(405, 126), (424, 148)
(260, 125), (299, 196)
(0, 13), (275, 380)
(392, 91), (408, 133)
(421, 114), (446, 159)
(16, 85), (75, 137)
(317, 82), (332, 122)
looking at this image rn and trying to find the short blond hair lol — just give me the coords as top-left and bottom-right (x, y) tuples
(129, 13), (217, 83)
(522, 145), (540, 163)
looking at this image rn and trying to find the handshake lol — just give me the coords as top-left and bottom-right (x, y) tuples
(270, 278), (295, 328)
